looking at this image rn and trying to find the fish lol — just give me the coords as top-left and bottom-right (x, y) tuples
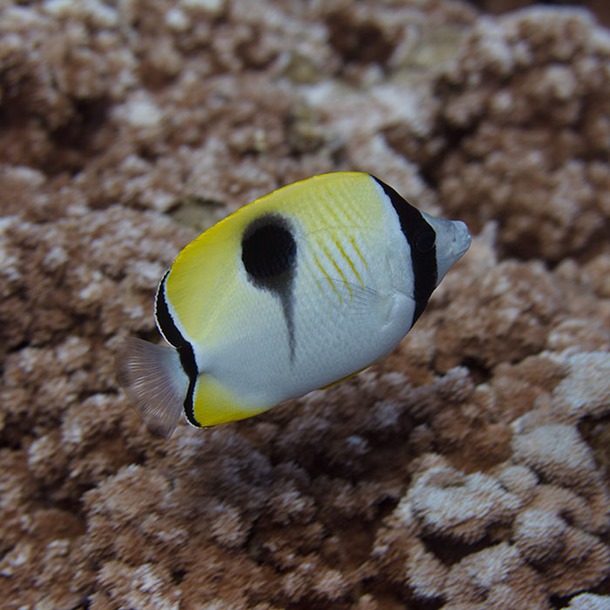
(116, 172), (471, 437)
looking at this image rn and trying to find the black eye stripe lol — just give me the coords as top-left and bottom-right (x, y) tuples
(416, 230), (436, 253)
(371, 176), (437, 323)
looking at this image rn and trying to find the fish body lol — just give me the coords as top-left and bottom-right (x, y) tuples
(117, 172), (471, 436)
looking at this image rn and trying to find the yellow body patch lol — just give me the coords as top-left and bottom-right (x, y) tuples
(192, 375), (270, 427)
(166, 172), (381, 341)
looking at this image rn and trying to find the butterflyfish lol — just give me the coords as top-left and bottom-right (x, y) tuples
(116, 172), (471, 437)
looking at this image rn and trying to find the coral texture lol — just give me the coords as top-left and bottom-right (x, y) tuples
(1, 1), (609, 609)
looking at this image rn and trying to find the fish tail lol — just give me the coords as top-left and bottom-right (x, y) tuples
(115, 337), (189, 438)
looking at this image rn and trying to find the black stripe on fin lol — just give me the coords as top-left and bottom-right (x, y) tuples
(155, 271), (201, 427)
(372, 176), (437, 323)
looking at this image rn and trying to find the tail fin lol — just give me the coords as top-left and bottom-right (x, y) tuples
(116, 337), (189, 438)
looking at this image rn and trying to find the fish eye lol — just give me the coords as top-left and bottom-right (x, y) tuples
(241, 216), (297, 280)
(416, 230), (436, 253)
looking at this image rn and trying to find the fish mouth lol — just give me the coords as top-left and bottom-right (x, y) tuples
(419, 213), (472, 285)
(434, 220), (471, 285)
(451, 220), (472, 259)
(456, 231), (472, 257)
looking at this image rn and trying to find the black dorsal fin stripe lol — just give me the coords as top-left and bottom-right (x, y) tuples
(372, 176), (437, 323)
(155, 272), (183, 349)
(155, 271), (200, 427)
(182, 375), (200, 428)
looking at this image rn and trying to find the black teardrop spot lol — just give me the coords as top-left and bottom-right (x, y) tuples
(242, 215), (297, 284)
(241, 214), (298, 361)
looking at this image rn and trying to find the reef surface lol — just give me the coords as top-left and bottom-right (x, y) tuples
(0, 1), (609, 609)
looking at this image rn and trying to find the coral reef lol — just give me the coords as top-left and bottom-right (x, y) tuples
(1, 1), (609, 609)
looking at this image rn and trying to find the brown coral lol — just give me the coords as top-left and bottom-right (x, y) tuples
(404, 455), (522, 543)
(385, 6), (610, 264)
(1, 1), (610, 609)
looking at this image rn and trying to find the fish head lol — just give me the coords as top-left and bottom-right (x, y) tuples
(421, 213), (472, 285)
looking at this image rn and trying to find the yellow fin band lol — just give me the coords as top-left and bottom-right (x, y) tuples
(192, 374), (270, 427)
(334, 237), (365, 288)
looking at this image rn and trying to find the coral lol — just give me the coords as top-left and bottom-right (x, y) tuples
(384, 6), (610, 263)
(403, 455), (522, 544)
(564, 593), (610, 610)
(1, 1), (610, 609)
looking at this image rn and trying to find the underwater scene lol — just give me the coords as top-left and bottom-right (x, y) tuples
(0, 1), (609, 608)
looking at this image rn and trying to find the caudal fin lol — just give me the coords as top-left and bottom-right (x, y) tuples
(116, 337), (189, 438)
